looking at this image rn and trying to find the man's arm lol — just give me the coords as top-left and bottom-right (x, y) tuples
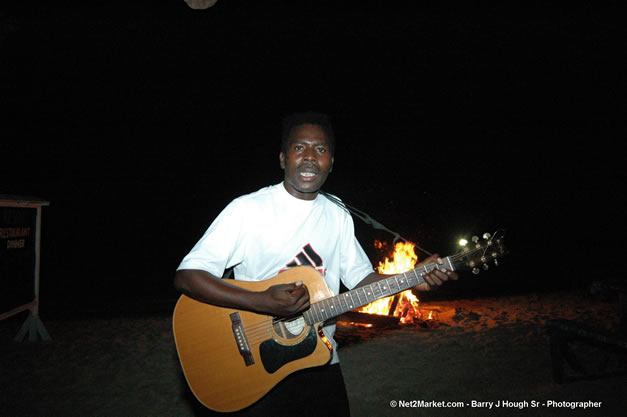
(173, 269), (310, 317)
(354, 254), (458, 291)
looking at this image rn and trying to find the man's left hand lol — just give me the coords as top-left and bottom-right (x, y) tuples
(415, 254), (458, 291)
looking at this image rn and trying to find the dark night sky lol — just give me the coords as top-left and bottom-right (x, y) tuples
(1, 2), (625, 313)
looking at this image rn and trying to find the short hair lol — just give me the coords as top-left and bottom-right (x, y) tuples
(280, 111), (336, 155)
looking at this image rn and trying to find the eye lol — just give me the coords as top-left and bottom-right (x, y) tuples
(294, 144), (304, 151)
(317, 147), (327, 153)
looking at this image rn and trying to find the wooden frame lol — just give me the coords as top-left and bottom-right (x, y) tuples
(0, 195), (51, 341)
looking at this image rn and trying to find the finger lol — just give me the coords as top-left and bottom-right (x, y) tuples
(294, 285), (310, 299)
(285, 282), (306, 295)
(292, 286), (308, 301)
(298, 297), (310, 311)
(290, 292), (310, 313)
(435, 269), (450, 281)
(291, 284), (309, 303)
(425, 273), (443, 286)
(441, 269), (459, 280)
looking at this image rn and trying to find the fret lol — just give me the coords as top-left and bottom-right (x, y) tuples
(362, 285), (375, 303)
(328, 297), (339, 316)
(353, 288), (363, 307)
(404, 271), (414, 287)
(407, 271), (417, 287)
(398, 274), (406, 290)
(326, 298), (336, 318)
(316, 304), (324, 322)
(318, 300), (328, 321)
(338, 292), (350, 312)
(413, 268), (422, 285)
(389, 276), (400, 293)
(357, 287), (367, 307)
(379, 280), (390, 297)
(407, 270), (414, 286)
(403, 273), (410, 288)
(344, 292), (356, 310)
(375, 281), (384, 298)
(327, 298), (338, 317)
(346, 291), (355, 310)
(442, 256), (454, 271)
(368, 283), (379, 299)
(311, 303), (321, 323)
(317, 302), (326, 321)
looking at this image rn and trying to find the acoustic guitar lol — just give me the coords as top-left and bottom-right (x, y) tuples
(173, 232), (506, 412)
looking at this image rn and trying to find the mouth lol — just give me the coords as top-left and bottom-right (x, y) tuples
(297, 165), (320, 180)
(298, 171), (319, 183)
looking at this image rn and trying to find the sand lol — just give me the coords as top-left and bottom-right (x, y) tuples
(1, 288), (626, 417)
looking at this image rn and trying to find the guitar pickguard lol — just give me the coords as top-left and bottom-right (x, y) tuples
(259, 325), (318, 373)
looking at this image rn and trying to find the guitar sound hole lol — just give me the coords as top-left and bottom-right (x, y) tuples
(273, 316), (305, 339)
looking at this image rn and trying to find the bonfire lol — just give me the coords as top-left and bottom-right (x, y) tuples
(356, 241), (428, 324)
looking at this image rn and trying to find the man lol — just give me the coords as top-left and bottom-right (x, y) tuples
(174, 112), (457, 416)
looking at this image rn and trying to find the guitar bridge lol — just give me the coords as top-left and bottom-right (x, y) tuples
(230, 312), (254, 366)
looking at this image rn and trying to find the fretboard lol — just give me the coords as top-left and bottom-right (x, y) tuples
(303, 256), (453, 325)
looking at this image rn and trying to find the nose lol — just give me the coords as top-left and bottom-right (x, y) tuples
(303, 147), (316, 162)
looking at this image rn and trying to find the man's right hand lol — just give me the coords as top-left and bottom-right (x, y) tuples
(174, 269), (310, 318)
(258, 280), (310, 317)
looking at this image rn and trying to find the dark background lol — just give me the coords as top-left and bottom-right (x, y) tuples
(1, 1), (624, 315)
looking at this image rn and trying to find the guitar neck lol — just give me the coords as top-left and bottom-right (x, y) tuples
(303, 257), (454, 325)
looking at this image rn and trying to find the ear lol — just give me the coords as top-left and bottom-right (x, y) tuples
(329, 156), (334, 173)
(279, 152), (286, 169)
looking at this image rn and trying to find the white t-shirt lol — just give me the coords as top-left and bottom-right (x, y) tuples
(177, 182), (374, 363)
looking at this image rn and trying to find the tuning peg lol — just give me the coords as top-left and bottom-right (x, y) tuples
(472, 267), (480, 275)
(472, 236), (479, 243)
(494, 259), (499, 266)
(482, 232), (491, 240)
(483, 264), (489, 271)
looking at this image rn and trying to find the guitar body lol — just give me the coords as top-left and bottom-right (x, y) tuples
(172, 266), (335, 412)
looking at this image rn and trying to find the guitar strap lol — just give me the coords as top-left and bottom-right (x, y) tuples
(319, 190), (434, 256)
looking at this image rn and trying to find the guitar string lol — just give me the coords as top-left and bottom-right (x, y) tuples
(239, 265), (431, 343)
(242, 253), (476, 342)
(238, 260), (454, 343)
(240, 236), (505, 343)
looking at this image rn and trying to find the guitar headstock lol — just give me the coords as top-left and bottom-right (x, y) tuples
(450, 230), (507, 274)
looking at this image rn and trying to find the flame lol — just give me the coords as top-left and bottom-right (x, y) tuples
(357, 241), (426, 323)
(377, 240), (418, 274)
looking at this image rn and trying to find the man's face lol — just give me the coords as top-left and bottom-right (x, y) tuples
(279, 123), (334, 200)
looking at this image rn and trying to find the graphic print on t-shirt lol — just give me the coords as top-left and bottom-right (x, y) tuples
(281, 243), (327, 276)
